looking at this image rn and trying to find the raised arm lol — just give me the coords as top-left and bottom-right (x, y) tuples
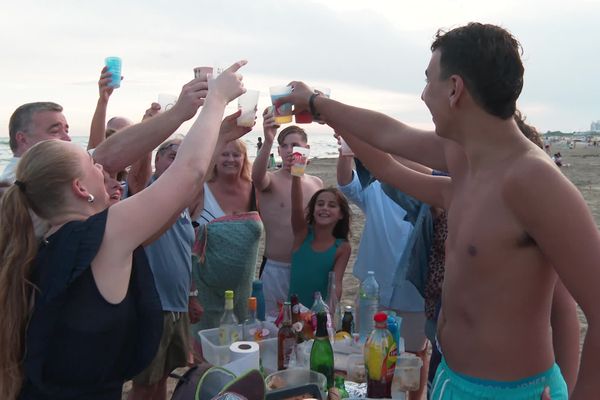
(341, 131), (451, 209)
(291, 175), (309, 249)
(92, 75), (209, 175)
(252, 107), (278, 191)
(88, 67), (115, 150)
(278, 82), (449, 171)
(336, 145), (354, 186)
(126, 104), (161, 195)
(333, 242), (351, 300)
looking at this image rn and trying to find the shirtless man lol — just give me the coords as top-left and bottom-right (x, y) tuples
(252, 107), (323, 317)
(279, 23), (599, 399)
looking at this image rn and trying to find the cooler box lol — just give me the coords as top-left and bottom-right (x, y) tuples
(198, 327), (278, 373)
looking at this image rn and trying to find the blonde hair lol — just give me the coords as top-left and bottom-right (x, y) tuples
(209, 139), (252, 182)
(0, 140), (82, 397)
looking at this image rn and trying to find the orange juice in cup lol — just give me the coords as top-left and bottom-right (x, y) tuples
(291, 147), (310, 177)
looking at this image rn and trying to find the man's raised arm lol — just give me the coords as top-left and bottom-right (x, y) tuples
(93, 76), (209, 175)
(252, 107), (278, 192)
(278, 81), (448, 171)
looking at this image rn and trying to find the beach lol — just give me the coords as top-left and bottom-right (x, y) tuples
(121, 142), (593, 398)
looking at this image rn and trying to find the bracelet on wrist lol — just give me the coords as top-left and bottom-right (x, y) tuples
(309, 92), (322, 120)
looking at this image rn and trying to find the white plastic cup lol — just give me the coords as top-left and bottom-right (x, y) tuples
(291, 146), (310, 177)
(237, 89), (260, 127)
(157, 93), (178, 112)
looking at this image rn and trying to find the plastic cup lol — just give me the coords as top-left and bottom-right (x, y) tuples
(104, 56), (122, 88)
(237, 89), (260, 127)
(290, 147), (310, 177)
(157, 93), (178, 112)
(269, 86), (293, 125)
(193, 66), (212, 80)
(394, 353), (422, 392)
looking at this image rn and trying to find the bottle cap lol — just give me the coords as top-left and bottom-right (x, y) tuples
(248, 297), (257, 310)
(367, 270), (374, 275)
(225, 290), (234, 300)
(344, 305), (353, 312)
(374, 312), (387, 323)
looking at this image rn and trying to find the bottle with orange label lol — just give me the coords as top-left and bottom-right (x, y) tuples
(364, 312), (398, 398)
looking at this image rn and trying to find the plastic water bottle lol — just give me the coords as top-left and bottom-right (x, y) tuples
(387, 311), (400, 350)
(251, 280), (266, 321)
(358, 271), (379, 341)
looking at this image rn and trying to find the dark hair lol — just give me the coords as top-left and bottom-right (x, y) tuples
(431, 23), (524, 119)
(514, 110), (543, 149)
(277, 126), (308, 146)
(305, 187), (351, 240)
(9, 102), (63, 152)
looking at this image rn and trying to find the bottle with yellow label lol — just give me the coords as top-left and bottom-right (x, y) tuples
(219, 290), (242, 345)
(364, 312), (398, 398)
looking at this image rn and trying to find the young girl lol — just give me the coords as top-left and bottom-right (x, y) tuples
(288, 174), (351, 308)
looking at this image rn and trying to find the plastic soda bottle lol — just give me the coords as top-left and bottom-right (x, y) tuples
(243, 297), (264, 341)
(251, 280), (266, 321)
(364, 312), (398, 398)
(219, 290), (242, 345)
(358, 271), (379, 340)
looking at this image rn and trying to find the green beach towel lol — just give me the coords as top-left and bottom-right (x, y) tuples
(191, 212), (263, 333)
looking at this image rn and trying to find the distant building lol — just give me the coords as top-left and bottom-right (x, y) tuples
(591, 120), (600, 132)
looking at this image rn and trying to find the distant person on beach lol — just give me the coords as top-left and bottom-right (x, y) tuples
(256, 136), (263, 153)
(278, 23), (600, 399)
(0, 62), (247, 400)
(252, 110), (323, 317)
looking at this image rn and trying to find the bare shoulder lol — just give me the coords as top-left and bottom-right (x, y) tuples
(503, 149), (588, 225)
(305, 173), (324, 188)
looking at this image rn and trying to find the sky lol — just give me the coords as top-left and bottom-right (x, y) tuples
(1, 0), (599, 138)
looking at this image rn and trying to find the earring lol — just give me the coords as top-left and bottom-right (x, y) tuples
(87, 194), (95, 203)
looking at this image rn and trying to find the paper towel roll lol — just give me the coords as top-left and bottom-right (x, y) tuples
(225, 341), (260, 375)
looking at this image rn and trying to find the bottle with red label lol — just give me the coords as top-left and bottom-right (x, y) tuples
(364, 312), (398, 398)
(277, 302), (297, 370)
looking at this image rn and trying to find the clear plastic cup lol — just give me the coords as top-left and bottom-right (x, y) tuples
(237, 89), (260, 127)
(269, 86), (293, 124)
(104, 56), (122, 88)
(290, 147), (310, 177)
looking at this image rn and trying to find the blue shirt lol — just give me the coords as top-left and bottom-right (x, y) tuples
(142, 178), (195, 312)
(339, 171), (424, 312)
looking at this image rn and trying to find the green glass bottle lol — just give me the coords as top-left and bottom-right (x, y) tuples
(310, 311), (334, 388)
(334, 375), (350, 398)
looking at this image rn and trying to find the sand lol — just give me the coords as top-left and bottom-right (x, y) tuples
(122, 142), (593, 398)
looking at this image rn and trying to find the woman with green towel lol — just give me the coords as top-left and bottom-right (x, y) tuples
(190, 139), (263, 337)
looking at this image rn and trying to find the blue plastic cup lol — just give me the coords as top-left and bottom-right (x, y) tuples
(104, 56), (122, 88)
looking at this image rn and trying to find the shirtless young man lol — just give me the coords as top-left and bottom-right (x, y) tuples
(279, 23), (599, 399)
(252, 107), (323, 317)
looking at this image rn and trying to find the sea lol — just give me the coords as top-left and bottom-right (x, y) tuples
(0, 131), (341, 172)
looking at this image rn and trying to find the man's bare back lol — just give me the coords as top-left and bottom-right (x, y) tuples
(257, 168), (322, 262)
